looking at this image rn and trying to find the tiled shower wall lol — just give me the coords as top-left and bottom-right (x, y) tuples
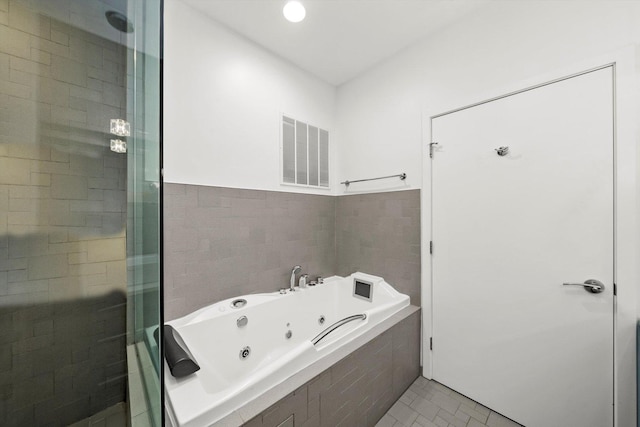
(164, 185), (420, 320)
(0, 3), (128, 425)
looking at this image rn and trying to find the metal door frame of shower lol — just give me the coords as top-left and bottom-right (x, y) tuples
(159, 1), (166, 426)
(420, 48), (638, 427)
(126, 0), (165, 425)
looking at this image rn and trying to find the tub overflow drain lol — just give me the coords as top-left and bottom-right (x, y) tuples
(285, 330), (292, 339)
(239, 346), (251, 360)
(318, 315), (326, 325)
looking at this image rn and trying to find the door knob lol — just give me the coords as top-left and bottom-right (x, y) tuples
(562, 279), (605, 294)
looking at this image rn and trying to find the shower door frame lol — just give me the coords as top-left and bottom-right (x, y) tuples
(420, 49), (638, 427)
(125, 0), (165, 425)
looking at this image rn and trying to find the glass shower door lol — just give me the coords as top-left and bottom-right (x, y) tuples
(126, 1), (162, 426)
(0, 0), (162, 425)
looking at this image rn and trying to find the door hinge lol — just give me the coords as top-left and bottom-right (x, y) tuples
(430, 337), (433, 351)
(613, 283), (617, 296)
(429, 241), (433, 255)
(429, 142), (439, 158)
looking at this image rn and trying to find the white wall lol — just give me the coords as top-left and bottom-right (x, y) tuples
(335, 2), (640, 426)
(164, 0), (336, 194)
(164, 0), (640, 423)
(336, 1), (640, 195)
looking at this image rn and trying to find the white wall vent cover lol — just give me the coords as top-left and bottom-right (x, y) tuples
(282, 115), (329, 188)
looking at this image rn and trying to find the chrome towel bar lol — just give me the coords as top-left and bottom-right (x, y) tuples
(311, 314), (367, 346)
(341, 173), (406, 186)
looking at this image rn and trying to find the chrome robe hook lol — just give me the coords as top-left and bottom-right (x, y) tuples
(495, 146), (509, 156)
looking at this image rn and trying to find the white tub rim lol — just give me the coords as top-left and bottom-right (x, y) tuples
(164, 273), (415, 427)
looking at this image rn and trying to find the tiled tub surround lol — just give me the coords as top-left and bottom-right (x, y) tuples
(165, 272), (411, 426)
(163, 184), (337, 320)
(336, 191), (420, 307)
(242, 306), (420, 427)
(0, 3), (128, 425)
(164, 185), (420, 320)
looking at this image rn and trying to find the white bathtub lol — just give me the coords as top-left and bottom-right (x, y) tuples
(164, 272), (410, 427)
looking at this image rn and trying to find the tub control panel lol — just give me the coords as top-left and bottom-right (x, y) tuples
(353, 278), (373, 302)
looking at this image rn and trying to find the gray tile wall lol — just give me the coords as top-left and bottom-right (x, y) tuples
(0, 2), (128, 425)
(336, 190), (421, 305)
(243, 309), (421, 427)
(164, 184), (337, 320)
(164, 186), (422, 319)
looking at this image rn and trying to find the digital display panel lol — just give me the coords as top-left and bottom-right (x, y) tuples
(354, 279), (373, 301)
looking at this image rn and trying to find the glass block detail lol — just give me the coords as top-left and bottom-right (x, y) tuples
(110, 139), (127, 153)
(110, 119), (130, 137)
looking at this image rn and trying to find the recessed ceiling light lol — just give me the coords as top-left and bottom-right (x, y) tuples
(283, 1), (305, 23)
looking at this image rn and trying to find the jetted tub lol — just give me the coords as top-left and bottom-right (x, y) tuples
(164, 272), (410, 427)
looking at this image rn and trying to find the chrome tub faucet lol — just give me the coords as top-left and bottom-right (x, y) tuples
(290, 265), (301, 291)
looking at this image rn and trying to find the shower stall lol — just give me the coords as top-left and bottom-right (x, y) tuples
(0, 0), (162, 425)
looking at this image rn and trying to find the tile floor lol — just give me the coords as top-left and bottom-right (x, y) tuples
(377, 377), (523, 427)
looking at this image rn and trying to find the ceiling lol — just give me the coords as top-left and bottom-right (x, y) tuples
(181, 0), (489, 86)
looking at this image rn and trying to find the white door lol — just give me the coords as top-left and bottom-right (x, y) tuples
(431, 67), (614, 427)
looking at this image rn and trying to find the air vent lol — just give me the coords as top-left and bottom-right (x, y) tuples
(282, 115), (329, 188)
